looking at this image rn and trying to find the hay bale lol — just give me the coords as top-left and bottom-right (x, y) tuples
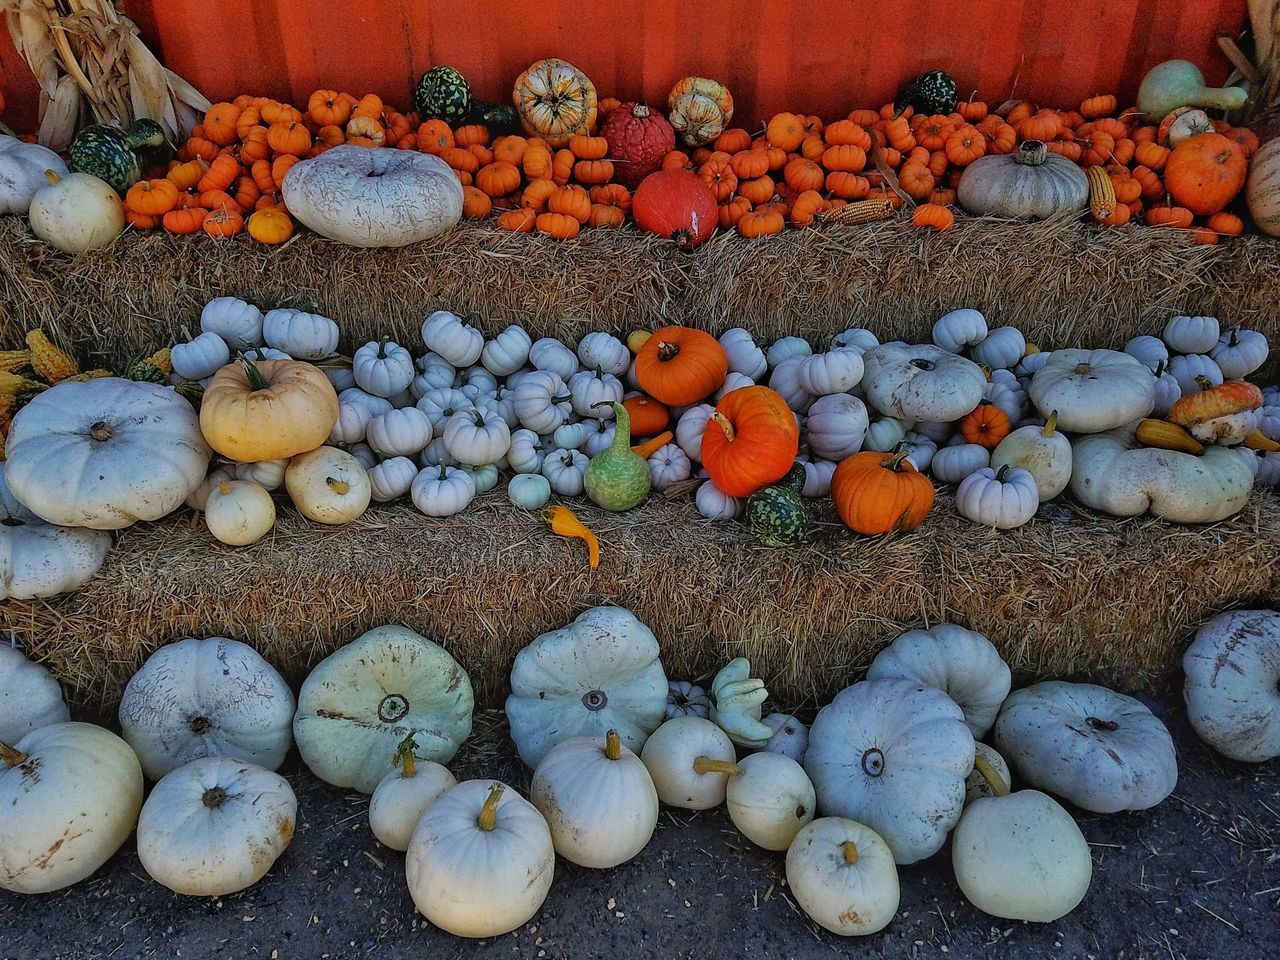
(5, 490), (1277, 715)
(1, 217), (1277, 368)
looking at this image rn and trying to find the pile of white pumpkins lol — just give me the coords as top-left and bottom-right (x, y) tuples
(3, 605), (1278, 937)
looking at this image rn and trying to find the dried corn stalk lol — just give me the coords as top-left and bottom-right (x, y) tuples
(1219, 0), (1280, 120)
(3, 0), (210, 149)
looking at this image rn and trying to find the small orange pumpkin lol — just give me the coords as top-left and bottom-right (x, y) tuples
(126, 178), (180, 216)
(622, 395), (670, 436)
(960, 403), (1011, 448)
(635, 326), (728, 406)
(497, 208), (537, 233)
(535, 211), (581, 239)
(831, 449), (935, 536)
(461, 185), (493, 219)
(247, 208), (294, 244)
(700, 386), (800, 497)
(912, 202), (955, 231)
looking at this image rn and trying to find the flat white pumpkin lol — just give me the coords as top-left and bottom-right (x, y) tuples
(785, 817), (900, 936)
(0, 462), (110, 599)
(0, 646), (69, 744)
(0, 135), (69, 215)
(294, 624), (474, 793)
(119, 636), (295, 780)
(1182, 609), (1280, 762)
(1029, 349), (1154, 433)
(862, 343), (986, 422)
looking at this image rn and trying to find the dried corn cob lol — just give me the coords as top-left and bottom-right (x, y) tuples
(0, 350), (32, 374)
(1086, 166), (1116, 222)
(816, 198), (894, 225)
(25, 330), (79, 383)
(1135, 418), (1204, 455)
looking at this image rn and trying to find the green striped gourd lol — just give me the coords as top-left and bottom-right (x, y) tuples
(745, 463), (808, 547)
(584, 401), (651, 511)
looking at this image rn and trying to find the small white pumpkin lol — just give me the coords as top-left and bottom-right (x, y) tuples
(1182, 609), (1280, 762)
(529, 337), (579, 380)
(553, 420), (590, 450)
(411, 463), (475, 516)
(866, 625), (1011, 738)
(354, 338), (417, 398)
(0, 135), (69, 214)
(200, 296), (264, 351)
(953, 755), (1092, 922)
(508, 428), (551, 474)
(719, 327), (769, 379)
(899, 432), (937, 473)
(348, 442), (378, 469)
(234, 458), (287, 490)
(1209, 327), (1269, 380)
(640, 716), (737, 809)
(1167, 353), (1224, 395)
(715, 370), (755, 401)
(328, 400), (374, 445)
(204, 479), (276, 545)
(367, 407), (434, 458)
(339, 386), (394, 419)
(420, 311), (483, 368)
(369, 735), (457, 851)
(1162, 314), (1220, 354)
(405, 780), (554, 938)
(171, 332), (231, 381)
(1124, 334), (1168, 370)
(463, 463), (498, 493)
(785, 817), (900, 936)
(583, 418), (616, 456)
(568, 368), (624, 418)
(285, 446), (371, 524)
(512, 370), (573, 433)
(295, 624), (473, 793)
(720, 751), (816, 850)
(799, 348), (865, 396)
(417, 437), (455, 469)
(956, 464), (1039, 529)
(768, 356), (814, 413)
(415, 386), (474, 433)
(531, 729), (659, 868)
(675, 403), (715, 460)
(1028, 349), (1155, 432)
(983, 368), (1027, 423)
(766, 335), (812, 368)
(0, 646), (70, 744)
(0, 722), (143, 893)
(930, 442), (990, 484)
(832, 327), (879, 353)
(971, 326), (1026, 370)
(666, 681), (711, 719)
(862, 343), (987, 422)
(29, 170), (124, 253)
(806, 679), (974, 864)
(576, 332), (630, 375)
(647, 442), (691, 491)
(455, 365), (498, 400)
(965, 742), (1011, 803)
(136, 757), (296, 896)
(243, 346), (292, 362)
(414, 352), (457, 393)
(507, 472), (551, 510)
(481, 324), (532, 376)
(995, 681), (1178, 812)
(0, 463), (110, 600)
(442, 408), (511, 465)
(932, 308), (988, 353)
(1166, 107), (1214, 145)
(695, 478), (742, 519)
(541, 448), (589, 496)
(762, 712), (809, 763)
(990, 412), (1071, 501)
(1150, 362), (1183, 418)
(476, 387), (518, 428)
(805, 393), (868, 461)
(1015, 349), (1050, 377)
(506, 606), (668, 768)
(368, 456), (418, 502)
(261, 308), (339, 359)
(187, 465), (236, 511)
(864, 415), (908, 453)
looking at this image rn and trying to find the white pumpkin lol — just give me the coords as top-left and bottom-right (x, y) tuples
(405, 780), (554, 938)
(0, 722), (143, 893)
(414, 351), (457, 394)
(368, 456), (418, 502)
(695, 478), (742, 519)
(647, 443), (691, 491)
(0, 462), (110, 600)
(768, 356), (814, 413)
(799, 348), (865, 396)
(639, 716), (736, 809)
(508, 428), (551, 474)
(932, 308), (988, 353)
(983, 368), (1027, 423)
(568, 368), (624, 418)
(806, 679), (974, 864)
(1014, 349), (1050, 377)
(260, 307), (338, 359)
(1124, 334), (1169, 371)
(1167, 353), (1223, 394)
(583, 418), (616, 456)
(420, 310), (483, 367)
(863, 415), (907, 453)
(369, 736), (457, 851)
(295, 625), (473, 793)
(866, 625), (1011, 738)
(29, 170), (124, 253)
(995, 681), (1177, 812)
(862, 343), (986, 422)
(1029, 349), (1154, 432)
(171, 332), (231, 380)
(1070, 431), (1253, 523)
(283, 146), (462, 246)
(187, 465), (236, 511)
(805, 393), (868, 461)
(329, 400), (374, 445)
(411, 463), (475, 516)
(989, 412), (1071, 501)
(553, 420), (590, 450)
(762, 712), (809, 763)
(507, 607), (667, 768)
(463, 463), (498, 493)
(953, 757), (1092, 922)
(1252, 449), (1280, 487)
(930, 442), (990, 484)
(339, 386), (394, 419)
(529, 337), (579, 381)
(512, 370), (573, 433)
(714, 371), (755, 401)
(353, 338), (416, 398)
(1182, 609), (1280, 762)
(442, 408), (511, 465)
(965, 742), (1011, 803)
(675, 403), (715, 460)
(476, 387), (518, 428)
(348, 442), (378, 469)
(243, 346), (292, 362)
(136, 757), (296, 896)
(1209, 327), (1268, 380)
(368, 407), (434, 458)
(541, 448), (589, 496)
(455, 364), (498, 400)
(0, 135), (69, 214)
(6, 378), (210, 530)
(574, 331), (628, 375)
(1162, 314), (1220, 354)
(899, 432), (937, 473)
(479, 324), (532, 376)
(1151, 362), (1183, 418)
(506, 473), (550, 510)
(796, 454), (837, 497)
(971, 326), (1026, 370)
(719, 327), (769, 379)
(832, 327), (879, 352)
(0, 646), (69, 744)
(766, 335), (812, 368)
(234, 458), (287, 490)
(285, 446), (371, 524)
(531, 729), (658, 867)
(200, 296), (264, 350)
(415, 386), (474, 433)
(204, 479), (276, 545)
(956, 464), (1039, 529)
(785, 817), (900, 936)
(666, 681), (711, 719)
(721, 751), (816, 850)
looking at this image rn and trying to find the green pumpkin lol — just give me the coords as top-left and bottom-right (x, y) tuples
(414, 66), (473, 123)
(69, 120), (168, 196)
(893, 70), (958, 117)
(745, 464), (808, 547)
(471, 101), (522, 136)
(584, 402), (651, 512)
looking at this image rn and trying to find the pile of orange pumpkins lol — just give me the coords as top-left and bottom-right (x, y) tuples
(118, 81), (1258, 245)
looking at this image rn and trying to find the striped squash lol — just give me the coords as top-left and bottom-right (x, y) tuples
(1246, 137), (1280, 237)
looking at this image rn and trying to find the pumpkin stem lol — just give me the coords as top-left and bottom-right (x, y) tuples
(437, 462), (448, 481)
(841, 840), (859, 865)
(1015, 140), (1048, 166)
(972, 754), (1010, 797)
(43, 169), (62, 186)
(1194, 375), (1214, 392)
(882, 448), (912, 472)
(632, 103), (651, 120)
(377, 336), (390, 359)
(604, 729), (622, 762)
(394, 734), (418, 779)
(477, 783), (504, 832)
(1073, 362), (1092, 375)
(472, 409), (487, 428)
(1228, 327), (1240, 347)
(0, 741), (26, 767)
(691, 756), (740, 777)
(994, 463), (1012, 483)
(218, 480), (233, 496)
(201, 786), (229, 809)
(89, 420), (113, 442)
(1153, 361), (1166, 378)
(657, 340), (680, 362)
(241, 358), (270, 391)
(1042, 411), (1058, 436)
(326, 477), (350, 496)
(1086, 716), (1120, 732)
(709, 410), (736, 443)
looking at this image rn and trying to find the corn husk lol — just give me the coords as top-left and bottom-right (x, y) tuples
(1221, 0), (1280, 120)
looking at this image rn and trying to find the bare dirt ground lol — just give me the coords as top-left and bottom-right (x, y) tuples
(0, 692), (1276, 960)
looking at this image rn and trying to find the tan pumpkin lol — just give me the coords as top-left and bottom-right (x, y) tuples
(1246, 137), (1280, 237)
(512, 59), (598, 147)
(201, 360), (339, 463)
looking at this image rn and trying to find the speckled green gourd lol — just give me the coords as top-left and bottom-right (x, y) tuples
(894, 70), (958, 117)
(414, 66), (474, 123)
(745, 463), (808, 547)
(69, 119), (167, 196)
(472, 102), (522, 135)
(584, 401), (651, 511)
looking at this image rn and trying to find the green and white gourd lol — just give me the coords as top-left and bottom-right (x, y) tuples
(745, 463), (808, 546)
(584, 401), (651, 511)
(69, 119), (167, 195)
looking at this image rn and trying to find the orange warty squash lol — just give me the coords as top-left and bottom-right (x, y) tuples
(700, 386), (799, 497)
(831, 449), (935, 535)
(635, 326), (727, 406)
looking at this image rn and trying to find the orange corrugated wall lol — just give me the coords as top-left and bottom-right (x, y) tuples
(2, 0), (1246, 133)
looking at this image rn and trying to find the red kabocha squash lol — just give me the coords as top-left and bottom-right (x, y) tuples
(632, 169), (718, 250)
(601, 102), (677, 189)
(700, 386), (799, 497)
(635, 326), (728, 406)
(831, 449), (935, 536)
(1164, 133), (1247, 216)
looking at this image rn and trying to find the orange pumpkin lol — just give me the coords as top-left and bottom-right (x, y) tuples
(536, 211), (581, 238)
(497, 208), (537, 233)
(268, 121), (311, 157)
(476, 161), (522, 198)
(737, 208), (786, 237)
(700, 386), (800, 497)
(635, 326), (728, 406)
(730, 150), (770, 180)
(831, 449), (935, 536)
(308, 89), (353, 127)
(586, 203), (625, 228)
(790, 189), (825, 226)
(126, 178), (180, 216)
(737, 175), (775, 205)
(1164, 133), (1247, 216)
(590, 183), (632, 212)
(568, 134), (608, 159)
(622, 395), (670, 436)
(783, 157), (825, 193)
(912, 202), (955, 230)
(700, 157), (738, 201)
(547, 184), (591, 223)
(461, 185), (493, 219)
(247, 208), (294, 244)
(960, 403), (1011, 448)
(1207, 211), (1243, 236)
(573, 159), (615, 185)
(1146, 203), (1194, 228)
(202, 207), (244, 238)
(417, 119), (454, 154)
(203, 102), (242, 146)
(766, 112), (805, 151)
